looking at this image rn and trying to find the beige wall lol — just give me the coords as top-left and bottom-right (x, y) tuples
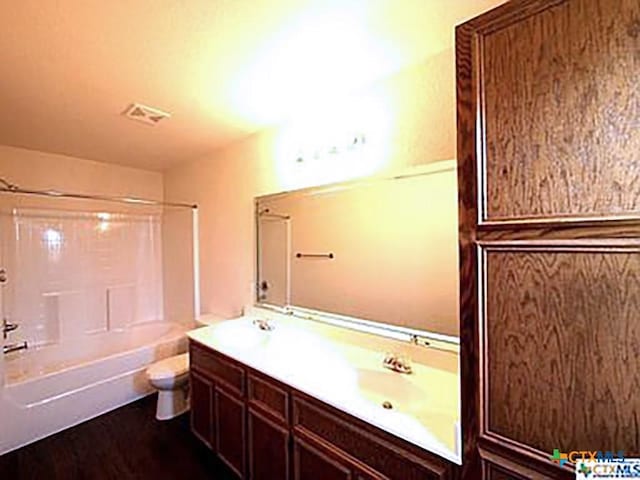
(164, 49), (458, 320)
(0, 145), (163, 200)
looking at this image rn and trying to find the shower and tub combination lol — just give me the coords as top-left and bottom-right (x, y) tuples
(0, 177), (199, 455)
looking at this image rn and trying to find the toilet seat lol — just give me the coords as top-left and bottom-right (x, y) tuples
(146, 353), (189, 381)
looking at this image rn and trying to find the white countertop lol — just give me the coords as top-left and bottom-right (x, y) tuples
(187, 312), (461, 464)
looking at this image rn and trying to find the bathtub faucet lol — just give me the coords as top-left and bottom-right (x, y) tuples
(3, 341), (28, 355)
(2, 318), (19, 339)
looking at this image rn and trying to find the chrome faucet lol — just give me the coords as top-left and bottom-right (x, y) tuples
(382, 352), (413, 374)
(3, 341), (28, 355)
(2, 318), (18, 340)
(252, 318), (274, 331)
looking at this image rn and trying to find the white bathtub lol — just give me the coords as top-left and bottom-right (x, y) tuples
(0, 321), (191, 455)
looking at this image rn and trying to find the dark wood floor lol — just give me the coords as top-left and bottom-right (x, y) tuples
(0, 395), (236, 480)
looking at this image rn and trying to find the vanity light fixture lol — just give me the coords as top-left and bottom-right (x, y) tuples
(295, 133), (366, 164)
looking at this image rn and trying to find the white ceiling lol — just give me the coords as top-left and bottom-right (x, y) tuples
(0, 0), (504, 171)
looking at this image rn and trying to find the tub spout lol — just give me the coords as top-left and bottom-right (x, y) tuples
(3, 341), (28, 355)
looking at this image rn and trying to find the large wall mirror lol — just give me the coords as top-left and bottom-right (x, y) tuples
(256, 160), (459, 338)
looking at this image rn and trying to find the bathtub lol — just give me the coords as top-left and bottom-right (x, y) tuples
(0, 321), (191, 455)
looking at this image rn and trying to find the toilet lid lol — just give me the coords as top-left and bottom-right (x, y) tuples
(147, 353), (189, 380)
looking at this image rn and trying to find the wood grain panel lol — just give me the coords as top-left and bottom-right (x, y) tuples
(483, 247), (640, 454)
(293, 394), (450, 480)
(191, 343), (245, 397)
(455, 14), (482, 480)
(480, 0), (640, 222)
(293, 433), (353, 480)
(190, 371), (214, 450)
(479, 441), (573, 480)
(248, 407), (290, 480)
(215, 387), (246, 479)
(483, 464), (524, 480)
(248, 373), (289, 424)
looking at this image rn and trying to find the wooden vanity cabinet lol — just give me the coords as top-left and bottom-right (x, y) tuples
(292, 393), (453, 480)
(190, 343), (246, 478)
(190, 370), (214, 449)
(247, 371), (291, 480)
(293, 430), (384, 480)
(248, 407), (290, 480)
(189, 341), (458, 480)
(215, 387), (246, 478)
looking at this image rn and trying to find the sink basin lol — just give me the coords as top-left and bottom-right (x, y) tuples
(357, 368), (425, 412)
(210, 319), (270, 350)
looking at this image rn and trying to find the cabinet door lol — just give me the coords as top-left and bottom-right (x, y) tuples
(214, 386), (246, 479)
(190, 371), (214, 449)
(456, 0), (640, 478)
(293, 433), (353, 480)
(248, 407), (290, 480)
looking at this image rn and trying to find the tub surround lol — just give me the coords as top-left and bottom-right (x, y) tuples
(187, 309), (460, 467)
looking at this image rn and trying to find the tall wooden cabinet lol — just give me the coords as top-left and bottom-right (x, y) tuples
(456, 0), (640, 478)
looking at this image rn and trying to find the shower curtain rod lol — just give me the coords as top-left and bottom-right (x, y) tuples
(0, 178), (197, 209)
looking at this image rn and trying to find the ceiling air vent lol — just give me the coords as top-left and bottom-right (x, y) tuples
(123, 103), (171, 126)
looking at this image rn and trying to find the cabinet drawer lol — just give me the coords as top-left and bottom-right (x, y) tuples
(248, 373), (289, 424)
(293, 395), (451, 480)
(190, 343), (245, 397)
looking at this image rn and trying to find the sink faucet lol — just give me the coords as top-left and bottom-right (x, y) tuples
(252, 318), (274, 331)
(382, 352), (412, 374)
(2, 318), (18, 340)
(3, 341), (28, 355)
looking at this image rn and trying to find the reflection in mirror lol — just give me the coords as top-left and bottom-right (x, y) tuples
(256, 208), (290, 306)
(256, 160), (458, 338)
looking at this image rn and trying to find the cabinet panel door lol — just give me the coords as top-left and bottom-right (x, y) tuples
(456, 0), (640, 477)
(293, 434), (353, 480)
(190, 371), (213, 449)
(483, 248), (640, 454)
(215, 387), (246, 479)
(478, 0), (640, 223)
(248, 407), (290, 480)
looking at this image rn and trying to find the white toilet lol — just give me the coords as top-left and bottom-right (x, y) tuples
(146, 353), (190, 420)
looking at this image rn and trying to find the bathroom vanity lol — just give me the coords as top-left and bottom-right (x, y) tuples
(187, 315), (460, 480)
(187, 161), (461, 479)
